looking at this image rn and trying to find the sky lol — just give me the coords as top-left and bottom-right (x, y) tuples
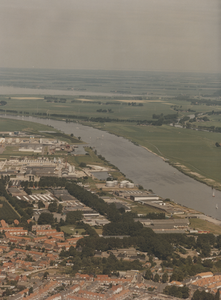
(0, 0), (220, 73)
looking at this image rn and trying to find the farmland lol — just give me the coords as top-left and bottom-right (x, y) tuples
(0, 69), (220, 187)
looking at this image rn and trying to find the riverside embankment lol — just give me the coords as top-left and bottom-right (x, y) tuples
(1, 114), (221, 221)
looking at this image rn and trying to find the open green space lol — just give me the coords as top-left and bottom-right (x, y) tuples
(32, 189), (48, 194)
(60, 225), (85, 235)
(189, 218), (221, 235)
(0, 197), (20, 221)
(130, 202), (164, 214)
(0, 118), (57, 133)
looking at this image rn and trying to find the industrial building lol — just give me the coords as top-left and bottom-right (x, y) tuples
(134, 218), (190, 233)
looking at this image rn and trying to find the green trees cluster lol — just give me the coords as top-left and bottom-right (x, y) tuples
(192, 289), (219, 300)
(59, 246), (142, 275)
(77, 227), (173, 260)
(152, 113), (178, 125)
(66, 211), (83, 225)
(38, 212), (54, 225)
(0, 199), (19, 223)
(102, 221), (143, 236)
(162, 254), (213, 282)
(66, 182), (121, 221)
(38, 177), (67, 188)
(163, 285), (189, 299)
(144, 213), (165, 219)
(0, 178), (32, 222)
(48, 201), (63, 213)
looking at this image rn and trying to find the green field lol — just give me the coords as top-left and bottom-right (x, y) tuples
(93, 122), (221, 187)
(60, 225), (85, 235)
(189, 218), (221, 235)
(0, 118), (58, 133)
(130, 202), (164, 215)
(0, 197), (20, 221)
(1, 91), (221, 187)
(0, 95), (216, 121)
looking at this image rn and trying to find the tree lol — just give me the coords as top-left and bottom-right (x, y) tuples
(38, 200), (45, 209)
(66, 211), (83, 225)
(43, 271), (49, 279)
(26, 245), (31, 251)
(164, 285), (189, 299)
(144, 268), (152, 280)
(162, 272), (168, 283)
(57, 203), (63, 213)
(26, 207), (33, 218)
(79, 162), (86, 168)
(153, 273), (160, 282)
(60, 218), (65, 226)
(50, 260), (55, 266)
(214, 289), (219, 300)
(69, 246), (76, 257)
(170, 269), (184, 282)
(48, 201), (57, 212)
(28, 287), (33, 295)
(38, 212), (54, 225)
(192, 289), (214, 300)
(215, 142), (220, 147)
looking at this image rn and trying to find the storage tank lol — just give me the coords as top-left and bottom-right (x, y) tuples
(119, 180), (128, 188)
(106, 181), (115, 187)
(126, 182), (134, 188)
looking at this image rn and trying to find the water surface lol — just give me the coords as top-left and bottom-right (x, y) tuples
(1, 114), (221, 220)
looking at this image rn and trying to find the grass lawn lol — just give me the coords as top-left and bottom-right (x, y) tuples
(61, 225), (85, 235)
(0, 118), (58, 133)
(130, 203), (164, 215)
(189, 218), (221, 235)
(93, 227), (103, 235)
(0, 197), (21, 220)
(32, 189), (48, 194)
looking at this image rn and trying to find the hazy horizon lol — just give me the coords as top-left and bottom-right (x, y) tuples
(1, 66), (221, 75)
(0, 0), (220, 73)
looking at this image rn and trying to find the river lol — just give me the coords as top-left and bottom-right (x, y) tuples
(1, 114), (221, 220)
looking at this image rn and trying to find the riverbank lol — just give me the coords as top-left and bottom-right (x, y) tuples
(141, 144), (221, 191)
(80, 121), (221, 192)
(1, 114), (221, 220)
(1, 112), (220, 191)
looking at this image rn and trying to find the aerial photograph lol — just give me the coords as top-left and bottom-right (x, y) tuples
(0, 0), (220, 299)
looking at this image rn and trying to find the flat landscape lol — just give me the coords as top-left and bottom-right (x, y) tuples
(0, 69), (221, 188)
